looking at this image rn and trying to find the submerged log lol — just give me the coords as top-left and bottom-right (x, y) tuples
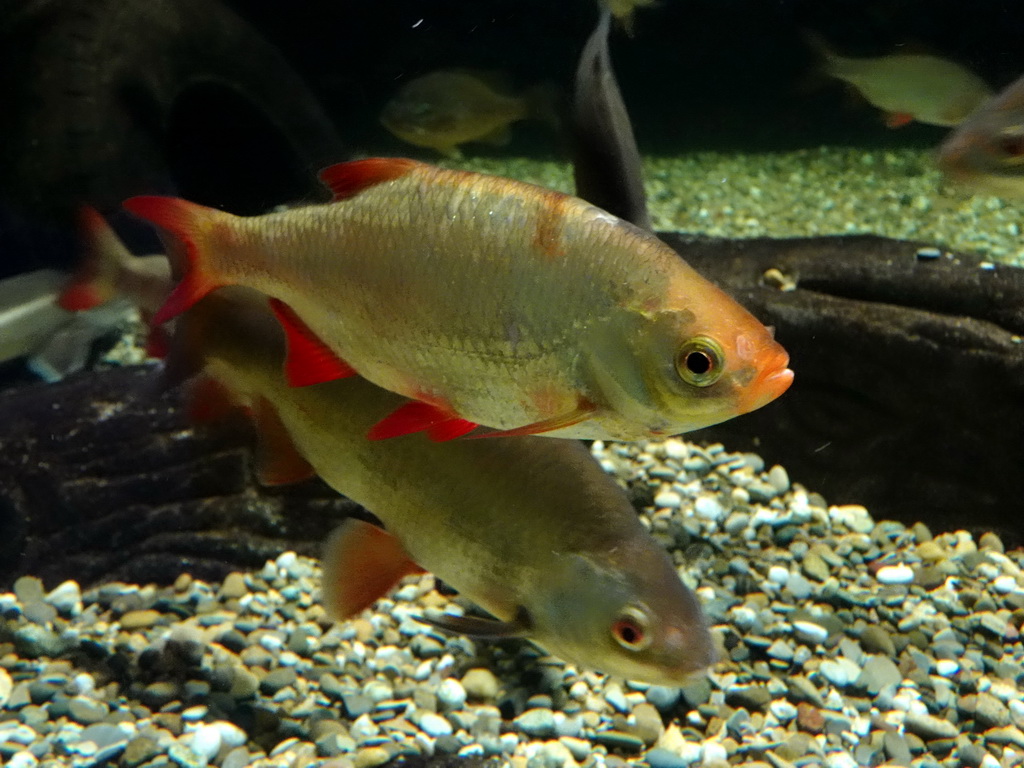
(0, 365), (362, 590)
(677, 232), (1024, 542)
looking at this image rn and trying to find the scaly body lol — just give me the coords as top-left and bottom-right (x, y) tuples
(129, 158), (791, 441)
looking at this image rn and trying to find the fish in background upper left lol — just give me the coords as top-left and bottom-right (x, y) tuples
(124, 157), (793, 443)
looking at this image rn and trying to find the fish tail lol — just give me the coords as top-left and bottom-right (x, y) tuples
(123, 195), (230, 325)
(802, 30), (844, 75)
(59, 206), (133, 311)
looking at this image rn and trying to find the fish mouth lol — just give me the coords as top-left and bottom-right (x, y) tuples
(737, 347), (793, 414)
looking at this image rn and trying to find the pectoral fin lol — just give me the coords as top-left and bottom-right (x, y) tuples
(471, 399), (597, 438)
(252, 397), (315, 486)
(419, 608), (531, 639)
(884, 111), (914, 128)
(367, 400), (478, 441)
(321, 519), (425, 620)
(268, 298), (358, 387)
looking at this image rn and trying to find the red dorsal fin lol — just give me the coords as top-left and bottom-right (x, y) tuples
(59, 206), (123, 311)
(367, 400), (478, 442)
(267, 298), (358, 387)
(252, 397), (316, 485)
(320, 519), (425, 619)
(319, 158), (420, 201)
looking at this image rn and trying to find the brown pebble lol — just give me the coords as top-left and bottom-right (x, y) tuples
(119, 610), (162, 630)
(796, 702), (824, 734)
(219, 572), (248, 599)
(173, 573), (193, 592)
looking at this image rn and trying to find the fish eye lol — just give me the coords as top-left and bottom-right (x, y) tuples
(675, 336), (724, 388)
(611, 606), (652, 651)
(998, 129), (1024, 163)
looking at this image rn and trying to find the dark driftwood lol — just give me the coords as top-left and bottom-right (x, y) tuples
(0, 365), (362, 590)
(677, 233), (1024, 541)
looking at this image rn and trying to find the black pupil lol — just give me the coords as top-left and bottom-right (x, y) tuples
(1001, 135), (1024, 157)
(618, 622), (641, 645)
(686, 351), (712, 375)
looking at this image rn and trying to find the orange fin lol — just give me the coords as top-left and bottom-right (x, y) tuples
(123, 195), (226, 325)
(367, 400), (478, 442)
(252, 397), (315, 485)
(471, 401), (597, 439)
(267, 298), (358, 386)
(60, 206), (127, 311)
(319, 158), (420, 201)
(321, 519), (425, 619)
(185, 375), (244, 424)
(884, 111), (914, 128)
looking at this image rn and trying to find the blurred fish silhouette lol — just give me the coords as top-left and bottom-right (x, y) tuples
(380, 69), (558, 157)
(806, 32), (992, 128)
(937, 73), (1024, 197)
(572, 6), (651, 231)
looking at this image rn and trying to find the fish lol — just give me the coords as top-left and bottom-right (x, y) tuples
(599, 0), (656, 34)
(170, 288), (716, 685)
(936, 73), (1024, 198)
(125, 158), (793, 442)
(806, 33), (992, 128)
(380, 70), (557, 157)
(572, 6), (652, 231)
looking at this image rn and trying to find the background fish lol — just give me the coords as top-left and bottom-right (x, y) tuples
(937, 73), (1024, 197)
(380, 69), (557, 157)
(599, 0), (656, 34)
(806, 33), (992, 128)
(127, 158), (792, 443)
(173, 288), (716, 686)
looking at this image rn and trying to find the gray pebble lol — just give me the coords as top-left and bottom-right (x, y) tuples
(13, 575), (45, 604)
(854, 655), (901, 695)
(591, 729), (645, 752)
(646, 685), (681, 712)
(858, 625), (896, 656)
(645, 747), (693, 768)
(260, 667), (297, 695)
(68, 696), (109, 724)
(903, 712), (959, 740)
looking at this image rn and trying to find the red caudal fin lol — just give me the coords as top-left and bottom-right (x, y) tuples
(320, 519), (424, 619)
(319, 157), (420, 201)
(267, 298), (358, 386)
(123, 195), (229, 325)
(367, 400), (478, 442)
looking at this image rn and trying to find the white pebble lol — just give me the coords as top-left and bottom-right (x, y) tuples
(702, 741), (728, 765)
(6, 752), (38, 768)
(181, 705), (209, 722)
(694, 495), (724, 521)
(992, 575), (1019, 594)
(876, 564), (914, 585)
(418, 712), (453, 737)
(826, 752), (858, 768)
(935, 659), (959, 677)
(213, 721), (248, 749)
(70, 673), (95, 695)
(654, 490), (682, 509)
(437, 678), (467, 710)
(769, 699), (797, 722)
(0, 669), (11, 707)
(767, 565), (790, 587)
(792, 620), (829, 645)
(189, 724), (223, 761)
(663, 439), (688, 460)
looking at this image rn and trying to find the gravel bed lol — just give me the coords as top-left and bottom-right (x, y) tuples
(446, 147), (1024, 267)
(2, 437), (1023, 768)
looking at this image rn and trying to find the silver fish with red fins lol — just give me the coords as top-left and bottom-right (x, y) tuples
(166, 286), (717, 686)
(126, 158), (792, 442)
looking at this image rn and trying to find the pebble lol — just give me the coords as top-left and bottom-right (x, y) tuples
(1, 428), (1023, 768)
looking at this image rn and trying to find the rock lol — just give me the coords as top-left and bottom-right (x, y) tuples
(461, 668), (500, 701)
(515, 708), (557, 738)
(903, 712), (959, 740)
(854, 655), (901, 695)
(858, 625), (896, 657)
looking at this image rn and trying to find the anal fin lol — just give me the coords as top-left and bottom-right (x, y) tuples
(252, 397), (315, 485)
(471, 399), (597, 438)
(367, 400), (478, 442)
(268, 298), (358, 387)
(321, 519), (425, 619)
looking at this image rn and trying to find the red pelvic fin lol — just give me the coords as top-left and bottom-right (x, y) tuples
(367, 400), (478, 442)
(252, 397), (316, 486)
(471, 400), (598, 438)
(267, 298), (358, 386)
(320, 519), (425, 619)
(319, 157), (420, 201)
(144, 325), (171, 360)
(123, 195), (225, 325)
(884, 111), (914, 128)
(185, 375), (244, 424)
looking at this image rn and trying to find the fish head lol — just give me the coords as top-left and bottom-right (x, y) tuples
(526, 544), (715, 686)
(937, 75), (1024, 196)
(615, 299), (792, 436)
